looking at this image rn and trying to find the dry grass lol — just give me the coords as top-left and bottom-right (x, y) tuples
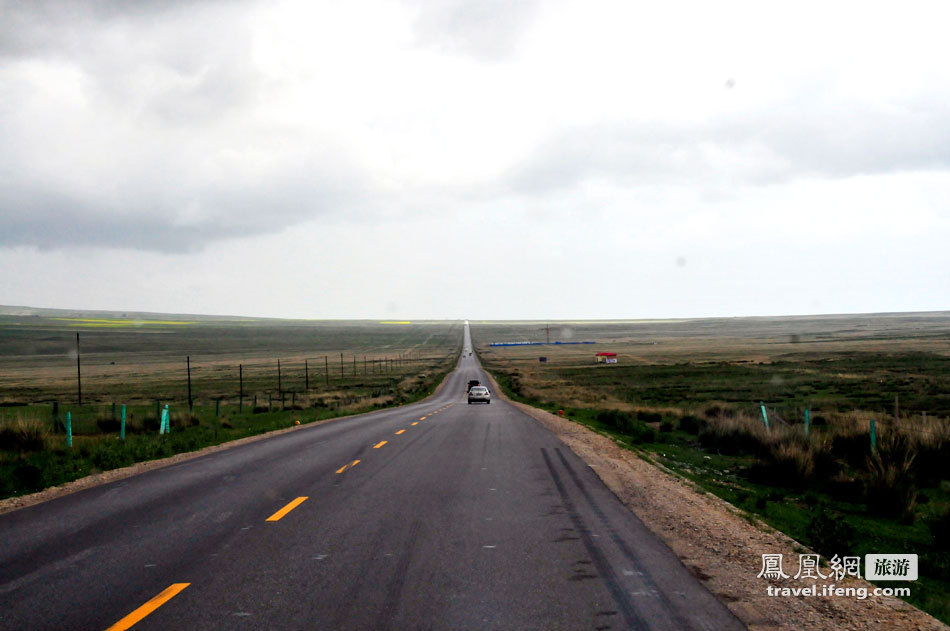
(0, 416), (49, 453)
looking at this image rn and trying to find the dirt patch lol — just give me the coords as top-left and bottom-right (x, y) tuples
(483, 371), (947, 631)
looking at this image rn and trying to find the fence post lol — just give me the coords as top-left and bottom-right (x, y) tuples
(162, 404), (171, 434)
(239, 364), (244, 412)
(870, 419), (877, 454)
(759, 402), (770, 430)
(215, 398), (220, 417)
(804, 408), (810, 438)
(76, 333), (82, 407)
(112, 402), (116, 422)
(187, 355), (193, 410)
(66, 411), (73, 448)
(325, 356), (329, 386)
(278, 359), (282, 395)
(120, 404), (126, 441)
(305, 360), (309, 390)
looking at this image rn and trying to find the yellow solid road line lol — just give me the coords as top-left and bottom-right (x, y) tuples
(395, 429), (405, 435)
(104, 583), (190, 631)
(266, 497), (308, 522)
(373, 441), (387, 449)
(411, 422), (418, 426)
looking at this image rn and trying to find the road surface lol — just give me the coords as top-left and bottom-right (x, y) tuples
(0, 324), (745, 630)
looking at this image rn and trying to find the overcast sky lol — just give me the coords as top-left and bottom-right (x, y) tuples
(1, 0), (948, 320)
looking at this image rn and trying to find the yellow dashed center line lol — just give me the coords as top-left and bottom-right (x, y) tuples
(373, 440), (387, 449)
(104, 583), (190, 631)
(419, 416), (426, 420)
(266, 497), (308, 522)
(336, 459), (361, 474)
(411, 422), (418, 426)
(395, 429), (405, 435)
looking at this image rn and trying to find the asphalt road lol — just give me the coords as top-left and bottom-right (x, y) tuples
(0, 324), (745, 631)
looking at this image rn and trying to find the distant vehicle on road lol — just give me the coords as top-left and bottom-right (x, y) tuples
(467, 379), (481, 391)
(468, 386), (491, 404)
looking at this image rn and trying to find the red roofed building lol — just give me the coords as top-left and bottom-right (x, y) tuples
(595, 352), (618, 364)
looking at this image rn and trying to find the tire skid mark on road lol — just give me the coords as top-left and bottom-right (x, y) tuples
(540, 448), (649, 631)
(376, 519), (422, 630)
(553, 448), (695, 630)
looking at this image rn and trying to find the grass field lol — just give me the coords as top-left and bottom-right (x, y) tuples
(0, 308), (463, 500)
(472, 312), (950, 623)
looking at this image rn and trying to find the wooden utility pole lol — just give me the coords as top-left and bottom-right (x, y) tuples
(305, 360), (309, 390)
(239, 364), (244, 412)
(187, 355), (193, 409)
(325, 355), (329, 386)
(277, 359), (282, 395)
(76, 332), (82, 407)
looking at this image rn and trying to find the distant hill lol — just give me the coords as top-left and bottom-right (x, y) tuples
(0, 305), (263, 322)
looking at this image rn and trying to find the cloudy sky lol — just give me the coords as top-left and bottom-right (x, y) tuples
(1, 0), (948, 319)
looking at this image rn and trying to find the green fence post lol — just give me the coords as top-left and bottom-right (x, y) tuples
(759, 401), (770, 430)
(120, 404), (126, 441)
(160, 404), (170, 435)
(870, 419), (877, 454)
(66, 411), (73, 448)
(804, 409), (810, 438)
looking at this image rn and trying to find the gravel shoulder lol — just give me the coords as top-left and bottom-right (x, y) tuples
(483, 371), (948, 631)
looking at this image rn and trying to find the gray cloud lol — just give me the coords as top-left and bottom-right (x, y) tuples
(0, 0), (238, 58)
(0, 155), (372, 251)
(408, 0), (540, 60)
(0, 0), (343, 251)
(505, 99), (950, 196)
